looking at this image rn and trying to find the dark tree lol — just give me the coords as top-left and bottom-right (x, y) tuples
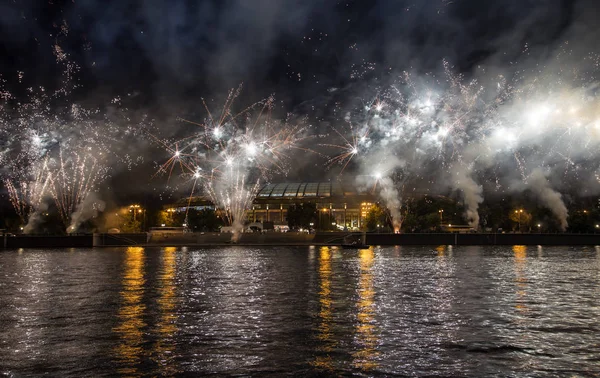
(365, 203), (391, 232)
(287, 202), (317, 230)
(186, 209), (223, 232)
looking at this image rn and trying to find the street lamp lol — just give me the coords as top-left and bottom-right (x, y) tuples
(515, 209), (523, 232)
(438, 209), (444, 223)
(166, 208), (176, 223)
(129, 204), (141, 221)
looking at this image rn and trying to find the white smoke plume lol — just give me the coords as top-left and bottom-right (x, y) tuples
(355, 152), (406, 231)
(377, 176), (403, 231)
(23, 201), (49, 234)
(68, 192), (106, 233)
(452, 164), (483, 230)
(526, 168), (569, 231)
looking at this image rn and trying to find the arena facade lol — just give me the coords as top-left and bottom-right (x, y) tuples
(169, 181), (378, 230)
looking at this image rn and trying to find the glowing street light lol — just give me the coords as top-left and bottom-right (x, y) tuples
(129, 204), (142, 221)
(438, 209), (444, 223)
(515, 209), (523, 232)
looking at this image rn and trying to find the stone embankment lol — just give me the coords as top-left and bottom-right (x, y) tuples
(3, 232), (600, 248)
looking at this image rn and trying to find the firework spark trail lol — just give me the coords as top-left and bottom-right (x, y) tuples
(0, 36), (148, 232)
(48, 150), (107, 230)
(2, 154), (52, 224)
(203, 165), (261, 241)
(320, 124), (367, 173)
(154, 86), (312, 240)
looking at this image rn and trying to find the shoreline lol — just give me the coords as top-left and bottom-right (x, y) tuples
(4, 232), (600, 248)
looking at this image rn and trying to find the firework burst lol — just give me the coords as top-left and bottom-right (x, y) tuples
(327, 55), (600, 231)
(3, 157), (51, 224)
(0, 40), (146, 232)
(154, 85), (311, 240)
(48, 149), (108, 230)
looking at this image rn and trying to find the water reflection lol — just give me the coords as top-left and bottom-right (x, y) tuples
(14, 253), (50, 360)
(513, 245), (528, 315)
(434, 245), (458, 347)
(113, 247), (146, 377)
(353, 247), (379, 371)
(153, 247), (178, 375)
(313, 246), (334, 371)
(1, 246), (600, 376)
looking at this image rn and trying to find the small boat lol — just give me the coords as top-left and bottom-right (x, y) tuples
(341, 233), (369, 249)
(341, 242), (370, 249)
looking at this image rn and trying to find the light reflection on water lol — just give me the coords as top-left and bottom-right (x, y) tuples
(113, 246), (146, 376)
(0, 245), (599, 376)
(352, 247), (379, 371)
(153, 246), (178, 376)
(313, 246), (334, 371)
(513, 245), (528, 315)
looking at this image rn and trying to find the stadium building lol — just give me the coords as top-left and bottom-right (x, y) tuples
(169, 181), (378, 230)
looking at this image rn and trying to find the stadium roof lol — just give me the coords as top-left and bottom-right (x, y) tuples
(170, 182), (377, 209)
(255, 182), (371, 200)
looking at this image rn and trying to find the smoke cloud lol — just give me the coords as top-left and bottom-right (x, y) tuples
(525, 169), (569, 231)
(452, 164), (484, 230)
(23, 201), (48, 234)
(68, 192), (106, 233)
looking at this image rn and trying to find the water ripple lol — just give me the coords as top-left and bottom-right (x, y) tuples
(0, 245), (599, 376)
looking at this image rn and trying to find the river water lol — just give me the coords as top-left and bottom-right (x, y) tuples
(0, 245), (599, 377)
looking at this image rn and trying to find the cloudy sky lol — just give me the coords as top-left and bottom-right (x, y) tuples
(2, 0), (590, 107)
(1, 0), (598, 204)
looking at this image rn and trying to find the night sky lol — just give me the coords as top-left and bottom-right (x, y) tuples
(2, 0), (589, 107)
(1, 0), (599, 206)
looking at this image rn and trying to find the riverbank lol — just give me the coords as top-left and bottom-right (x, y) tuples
(3, 232), (600, 248)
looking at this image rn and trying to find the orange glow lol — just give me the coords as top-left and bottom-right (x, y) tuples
(113, 247), (146, 376)
(512, 245), (528, 315)
(353, 247), (379, 371)
(312, 247), (335, 372)
(154, 247), (178, 375)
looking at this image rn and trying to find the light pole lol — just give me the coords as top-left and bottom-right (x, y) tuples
(140, 208), (145, 231)
(438, 209), (444, 223)
(165, 208), (177, 226)
(515, 209), (523, 232)
(130, 204), (141, 221)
